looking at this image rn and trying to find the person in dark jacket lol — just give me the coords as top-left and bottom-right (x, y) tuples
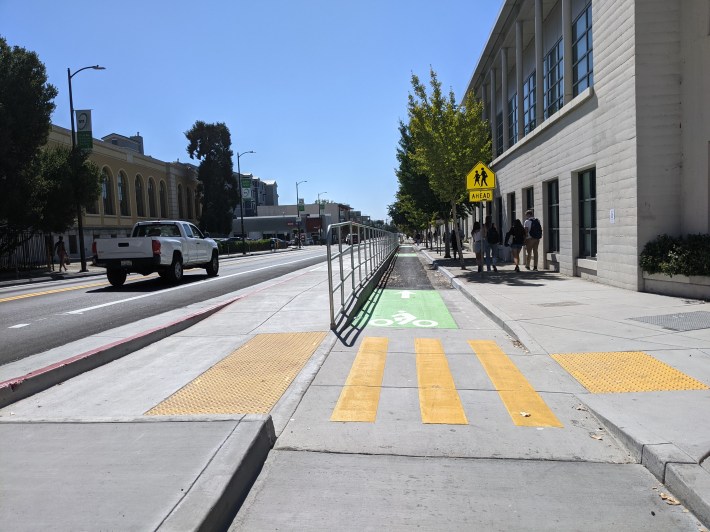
(450, 228), (459, 260)
(504, 219), (526, 272)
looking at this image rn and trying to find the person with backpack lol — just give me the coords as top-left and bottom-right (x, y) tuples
(483, 215), (499, 272)
(524, 209), (542, 271)
(504, 219), (526, 272)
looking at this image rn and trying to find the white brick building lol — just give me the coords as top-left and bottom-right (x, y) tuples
(466, 0), (710, 290)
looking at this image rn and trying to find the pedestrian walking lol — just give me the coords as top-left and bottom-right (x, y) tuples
(504, 220), (526, 272)
(471, 222), (483, 272)
(524, 209), (542, 271)
(54, 235), (69, 272)
(450, 227), (459, 260)
(483, 215), (499, 272)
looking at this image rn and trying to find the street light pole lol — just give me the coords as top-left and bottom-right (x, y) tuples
(236, 150), (255, 255)
(317, 191), (327, 245)
(295, 180), (307, 248)
(68, 64), (105, 272)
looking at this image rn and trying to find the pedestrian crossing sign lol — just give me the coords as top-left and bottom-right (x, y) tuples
(466, 161), (496, 190)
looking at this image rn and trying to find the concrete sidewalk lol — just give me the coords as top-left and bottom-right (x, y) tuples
(421, 246), (710, 525)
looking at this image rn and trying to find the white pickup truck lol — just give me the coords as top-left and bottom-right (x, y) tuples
(92, 220), (219, 287)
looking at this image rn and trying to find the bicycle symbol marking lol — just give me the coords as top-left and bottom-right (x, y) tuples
(370, 310), (438, 328)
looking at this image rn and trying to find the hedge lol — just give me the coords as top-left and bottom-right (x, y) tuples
(639, 233), (710, 277)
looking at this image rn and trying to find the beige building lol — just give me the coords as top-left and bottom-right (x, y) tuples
(466, 0), (710, 291)
(47, 125), (201, 257)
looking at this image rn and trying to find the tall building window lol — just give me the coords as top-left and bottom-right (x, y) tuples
(573, 2), (594, 96)
(148, 178), (157, 217)
(544, 38), (564, 118)
(578, 168), (596, 258)
(187, 187), (194, 219)
(496, 111), (504, 156)
(508, 192), (516, 230)
(159, 181), (167, 218)
(524, 186), (534, 214)
(508, 94), (518, 145)
(523, 71), (536, 134)
(495, 196), (503, 235)
(102, 168), (115, 215)
(547, 180), (560, 252)
(177, 185), (184, 219)
(135, 176), (145, 217)
(118, 171), (130, 216)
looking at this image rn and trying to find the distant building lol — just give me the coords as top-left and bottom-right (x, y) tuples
(101, 132), (144, 155)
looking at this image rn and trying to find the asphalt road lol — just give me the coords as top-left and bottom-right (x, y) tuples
(0, 249), (327, 366)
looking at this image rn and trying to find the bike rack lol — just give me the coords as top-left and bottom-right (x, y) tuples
(326, 222), (398, 330)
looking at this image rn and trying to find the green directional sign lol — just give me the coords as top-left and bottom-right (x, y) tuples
(354, 289), (458, 329)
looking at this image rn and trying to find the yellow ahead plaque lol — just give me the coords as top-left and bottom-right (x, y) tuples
(466, 162), (496, 190)
(469, 190), (493, 202)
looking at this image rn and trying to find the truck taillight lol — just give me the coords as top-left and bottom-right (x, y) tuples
(91, 242), (97, 255)
(152, 240), (161, 255)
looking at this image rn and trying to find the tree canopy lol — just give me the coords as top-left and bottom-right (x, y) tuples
(0, 36), (58, 237)
(185, 121), (237, 235)
(406, 68), (490, 265)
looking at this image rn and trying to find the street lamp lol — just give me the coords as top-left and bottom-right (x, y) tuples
(236, 150), (255, 255)
(68, 64), (105, 272)
(296, 180), (307, 248)
(317, 191), (327, 244)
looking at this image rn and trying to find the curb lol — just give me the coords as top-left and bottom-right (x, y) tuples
(0, 296), (241, 409)
(159, 415), (276, 532)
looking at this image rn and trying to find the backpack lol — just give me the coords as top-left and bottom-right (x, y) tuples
(487, 225), (500, 245)
(529, 218), (542, 239)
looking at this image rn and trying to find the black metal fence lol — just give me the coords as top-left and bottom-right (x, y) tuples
(0, 229), (53, 274)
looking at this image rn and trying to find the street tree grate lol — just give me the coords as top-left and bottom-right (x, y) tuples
(630, 311), (710, 332)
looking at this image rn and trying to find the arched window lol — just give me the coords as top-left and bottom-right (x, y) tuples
(148, 178), (157, 217)
(186, 187), (194, 219)
(118, 171), (130, 216)
(135, 175), (145, 217)
(177, 185), (184, 219)
(159, 181), (167, 218)
(102, 168), (115, 215)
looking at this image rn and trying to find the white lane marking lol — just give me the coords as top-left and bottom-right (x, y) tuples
(9, 323), (30, 328)
(65, 255), (320, 315)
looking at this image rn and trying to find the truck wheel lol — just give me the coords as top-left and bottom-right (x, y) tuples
(107, 269), (127, 287)
(166, 255), (183, 283)
(206, 252), (219, 276)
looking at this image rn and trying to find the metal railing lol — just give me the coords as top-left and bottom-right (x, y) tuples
(326, 222), (398, 330)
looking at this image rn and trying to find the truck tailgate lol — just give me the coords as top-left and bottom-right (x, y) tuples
(95, 238), (155, 260)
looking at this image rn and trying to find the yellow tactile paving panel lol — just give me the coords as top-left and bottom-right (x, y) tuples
(551, 351), (710, 394)
(416, 338), (468, 425)
(469, 340), (562, 428)
(331, 337), (388, 422)
(146, 332), (327, 415)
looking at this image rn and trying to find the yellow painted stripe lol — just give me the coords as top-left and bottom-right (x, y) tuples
(469, 340), (562, 428)
(331, 337), (388, 422)
(0, 273), (157, 304)
(416, 338), (468, 425)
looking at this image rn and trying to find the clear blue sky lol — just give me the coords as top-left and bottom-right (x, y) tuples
(2, 0), (501, 221)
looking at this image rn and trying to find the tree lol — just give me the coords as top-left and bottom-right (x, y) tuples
(185, 121), (237, 235)
(407, 68), (490, 267)
(0, 36), (58, 255)
(38, 147), (101, 234)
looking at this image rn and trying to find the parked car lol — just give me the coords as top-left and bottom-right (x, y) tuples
(270, 238), (288, 249)
(92, 220), (219, 287)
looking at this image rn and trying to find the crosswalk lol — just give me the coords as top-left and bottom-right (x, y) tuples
(331, 337), (563, 428)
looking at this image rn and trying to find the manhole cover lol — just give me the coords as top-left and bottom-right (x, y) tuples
(630, 311), (710, 331)
(537, 301), (583, 307)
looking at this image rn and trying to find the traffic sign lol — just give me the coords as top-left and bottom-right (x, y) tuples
(466, 161), (496, 190)
(469, 190), (493, 202)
